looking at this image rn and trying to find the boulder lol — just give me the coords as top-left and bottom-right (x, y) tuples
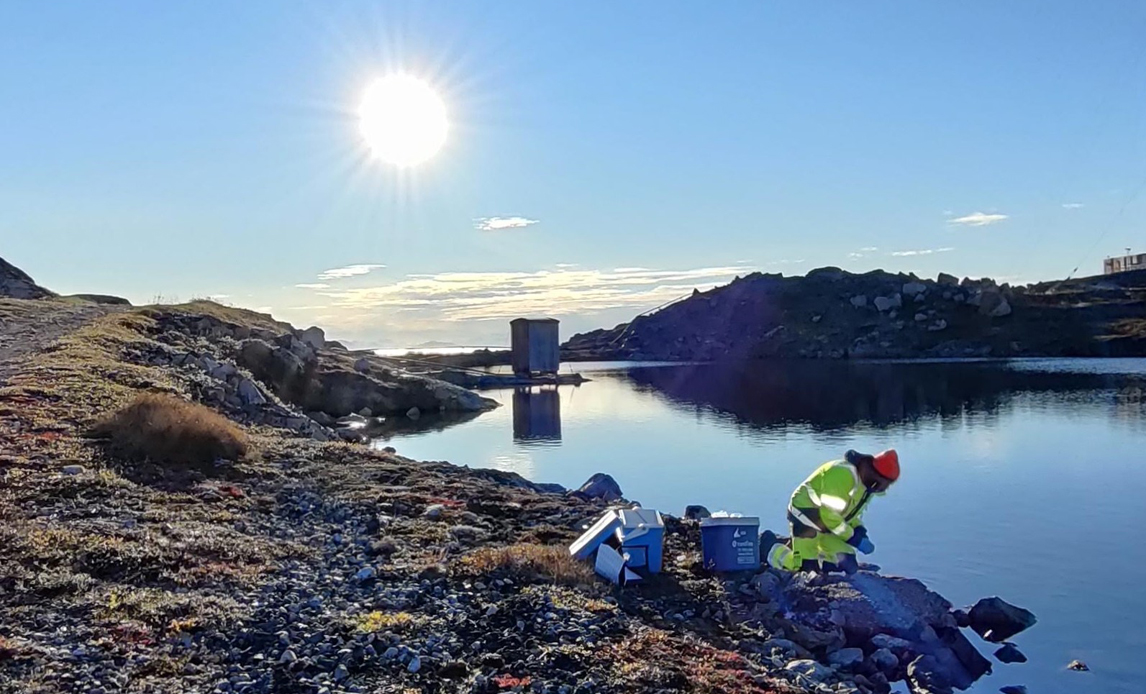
(937, 273), (959, 287)
(850, 295), (868, 308)
(576, 473), (623, 501)
(999, 687), (1027, 694)
(684, 504), (711, 520)
(783, 572), (953, 643)
(237, 378), (268, 406)
(908, 654), (954, 694)
(299, 326), (326, 350)
(874, 294), (903, 312)
(978, 290), (1013, 318)
(67, 293), (131, 306)
(1067, 659), (1089, 671)
(966, 597), (1037, 642)
(784, 659), (833, 682)
(0, 257), (54, 299)
(750, 571), (780, 598)
(994, 643), (1027, 664)
(828, 647), (865, 670)
(869, 648), (898, 673)
(903, 282), (928, 299)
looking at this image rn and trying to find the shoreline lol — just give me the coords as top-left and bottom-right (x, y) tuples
(0, 295), (1036, 694)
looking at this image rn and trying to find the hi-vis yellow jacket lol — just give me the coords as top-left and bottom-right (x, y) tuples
(788, 460), (876, 541)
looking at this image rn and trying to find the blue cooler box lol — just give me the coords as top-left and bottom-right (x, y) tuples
(700, 516), (760, 571)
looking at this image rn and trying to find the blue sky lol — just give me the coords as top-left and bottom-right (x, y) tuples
(3, 2), (1146, 347)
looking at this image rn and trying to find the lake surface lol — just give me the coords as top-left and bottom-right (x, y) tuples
(374, 359), (1146, 694)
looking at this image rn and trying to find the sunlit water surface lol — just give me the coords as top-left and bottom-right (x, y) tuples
(374, 359), (1146, 694)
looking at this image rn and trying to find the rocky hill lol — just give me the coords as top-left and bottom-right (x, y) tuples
(563, 267), (1146, 361)
(0, 256), (55, 299)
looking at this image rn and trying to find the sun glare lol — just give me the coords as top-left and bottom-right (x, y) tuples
(358, 74), (448, 167)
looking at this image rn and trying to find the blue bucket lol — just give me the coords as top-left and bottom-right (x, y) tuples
(700, 516), (760, 572)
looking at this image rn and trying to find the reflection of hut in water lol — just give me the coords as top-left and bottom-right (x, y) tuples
(512, 387), (562, 442)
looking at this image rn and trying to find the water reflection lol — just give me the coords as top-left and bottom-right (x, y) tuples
(512, 386), (562, 444)
(621, 359), (1146, 432)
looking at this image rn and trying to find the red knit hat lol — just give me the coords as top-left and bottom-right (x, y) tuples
(873, 449), (900, 482)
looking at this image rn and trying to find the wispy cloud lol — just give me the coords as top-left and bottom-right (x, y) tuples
(767, 259), (806, 266)
(296, 283), (331, 290)
(860, 247), (879, 252)
(317, 264), (385, 280)
(475, 216), (540, 232)
(948, 212), (1008, 227)
(1062, 203), (1084, 209)
(891, 247), (955, 257)
(315, 265), (753, 322)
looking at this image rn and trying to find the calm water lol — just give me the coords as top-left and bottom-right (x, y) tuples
(374, 359), (1146, 694)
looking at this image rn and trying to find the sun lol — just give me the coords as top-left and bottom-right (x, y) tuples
(358, 74), (448, 167)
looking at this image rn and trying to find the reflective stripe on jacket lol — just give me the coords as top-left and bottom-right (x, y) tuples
(788, 460), (873, 541)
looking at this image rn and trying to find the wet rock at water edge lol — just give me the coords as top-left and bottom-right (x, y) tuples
(967, 597), (1037, 642)
(1067, 659), (1089, 671)
(574, 473), (623, 501)
(999, 686), (1027, 694)
(994, 643), (1026, 664)
(908, 654), (954, 694)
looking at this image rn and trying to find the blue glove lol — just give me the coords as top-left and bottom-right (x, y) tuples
(847, 526), (875, 554)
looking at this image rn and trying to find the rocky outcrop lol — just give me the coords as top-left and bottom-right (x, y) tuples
(753, 571), (1016, 692)
(148, 309), (497, 430)
(0, 257), (55, 299)
(563, 267), (1146, 360)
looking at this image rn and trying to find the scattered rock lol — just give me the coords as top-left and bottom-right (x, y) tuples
(784, 659), (833, 682)
(299, 326), (326, 350)
(928, 319), (948, 332)
(850, 295), (868, 308)
(999, 686), (1027, 694)
(828, 647), (864, 670)
(237, 378), (267, 406)
(407, 655), (422, 673)
(406, 407), (421, 419)
(575, 473), (623, 501)
(914, 312), (929, 322)
(750, 571), (780, 599)
(874, 294), (903, 312)
(61, 465), (85, 476)
(423, 504), (445, 520)
(908, 654), (954, 694)
(354, 357), (371, 373)
(994, 643), (1027, 664)
(903, 282), (928, 298)
(1067, 659), (1089, 671)
(684, 504), (711, 520)
(967, 597), (1037, 642)
(354, 566), (376, 582)
(869, 648), (898, 673)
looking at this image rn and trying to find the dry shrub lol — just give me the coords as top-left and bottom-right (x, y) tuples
(93, 393), (248, 470)
(459, 544), (595, 586)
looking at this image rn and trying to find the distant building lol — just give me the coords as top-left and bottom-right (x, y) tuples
(1104, 251), (1146, 275)
(510, 318), (560, 376)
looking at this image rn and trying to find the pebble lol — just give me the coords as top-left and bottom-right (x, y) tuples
(423, 505), (445, 520)
(354, 567), (376, 582)
(61, 465), (85, 475)
(279, 650), (297, 664)
(407, 655), (422, 673)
